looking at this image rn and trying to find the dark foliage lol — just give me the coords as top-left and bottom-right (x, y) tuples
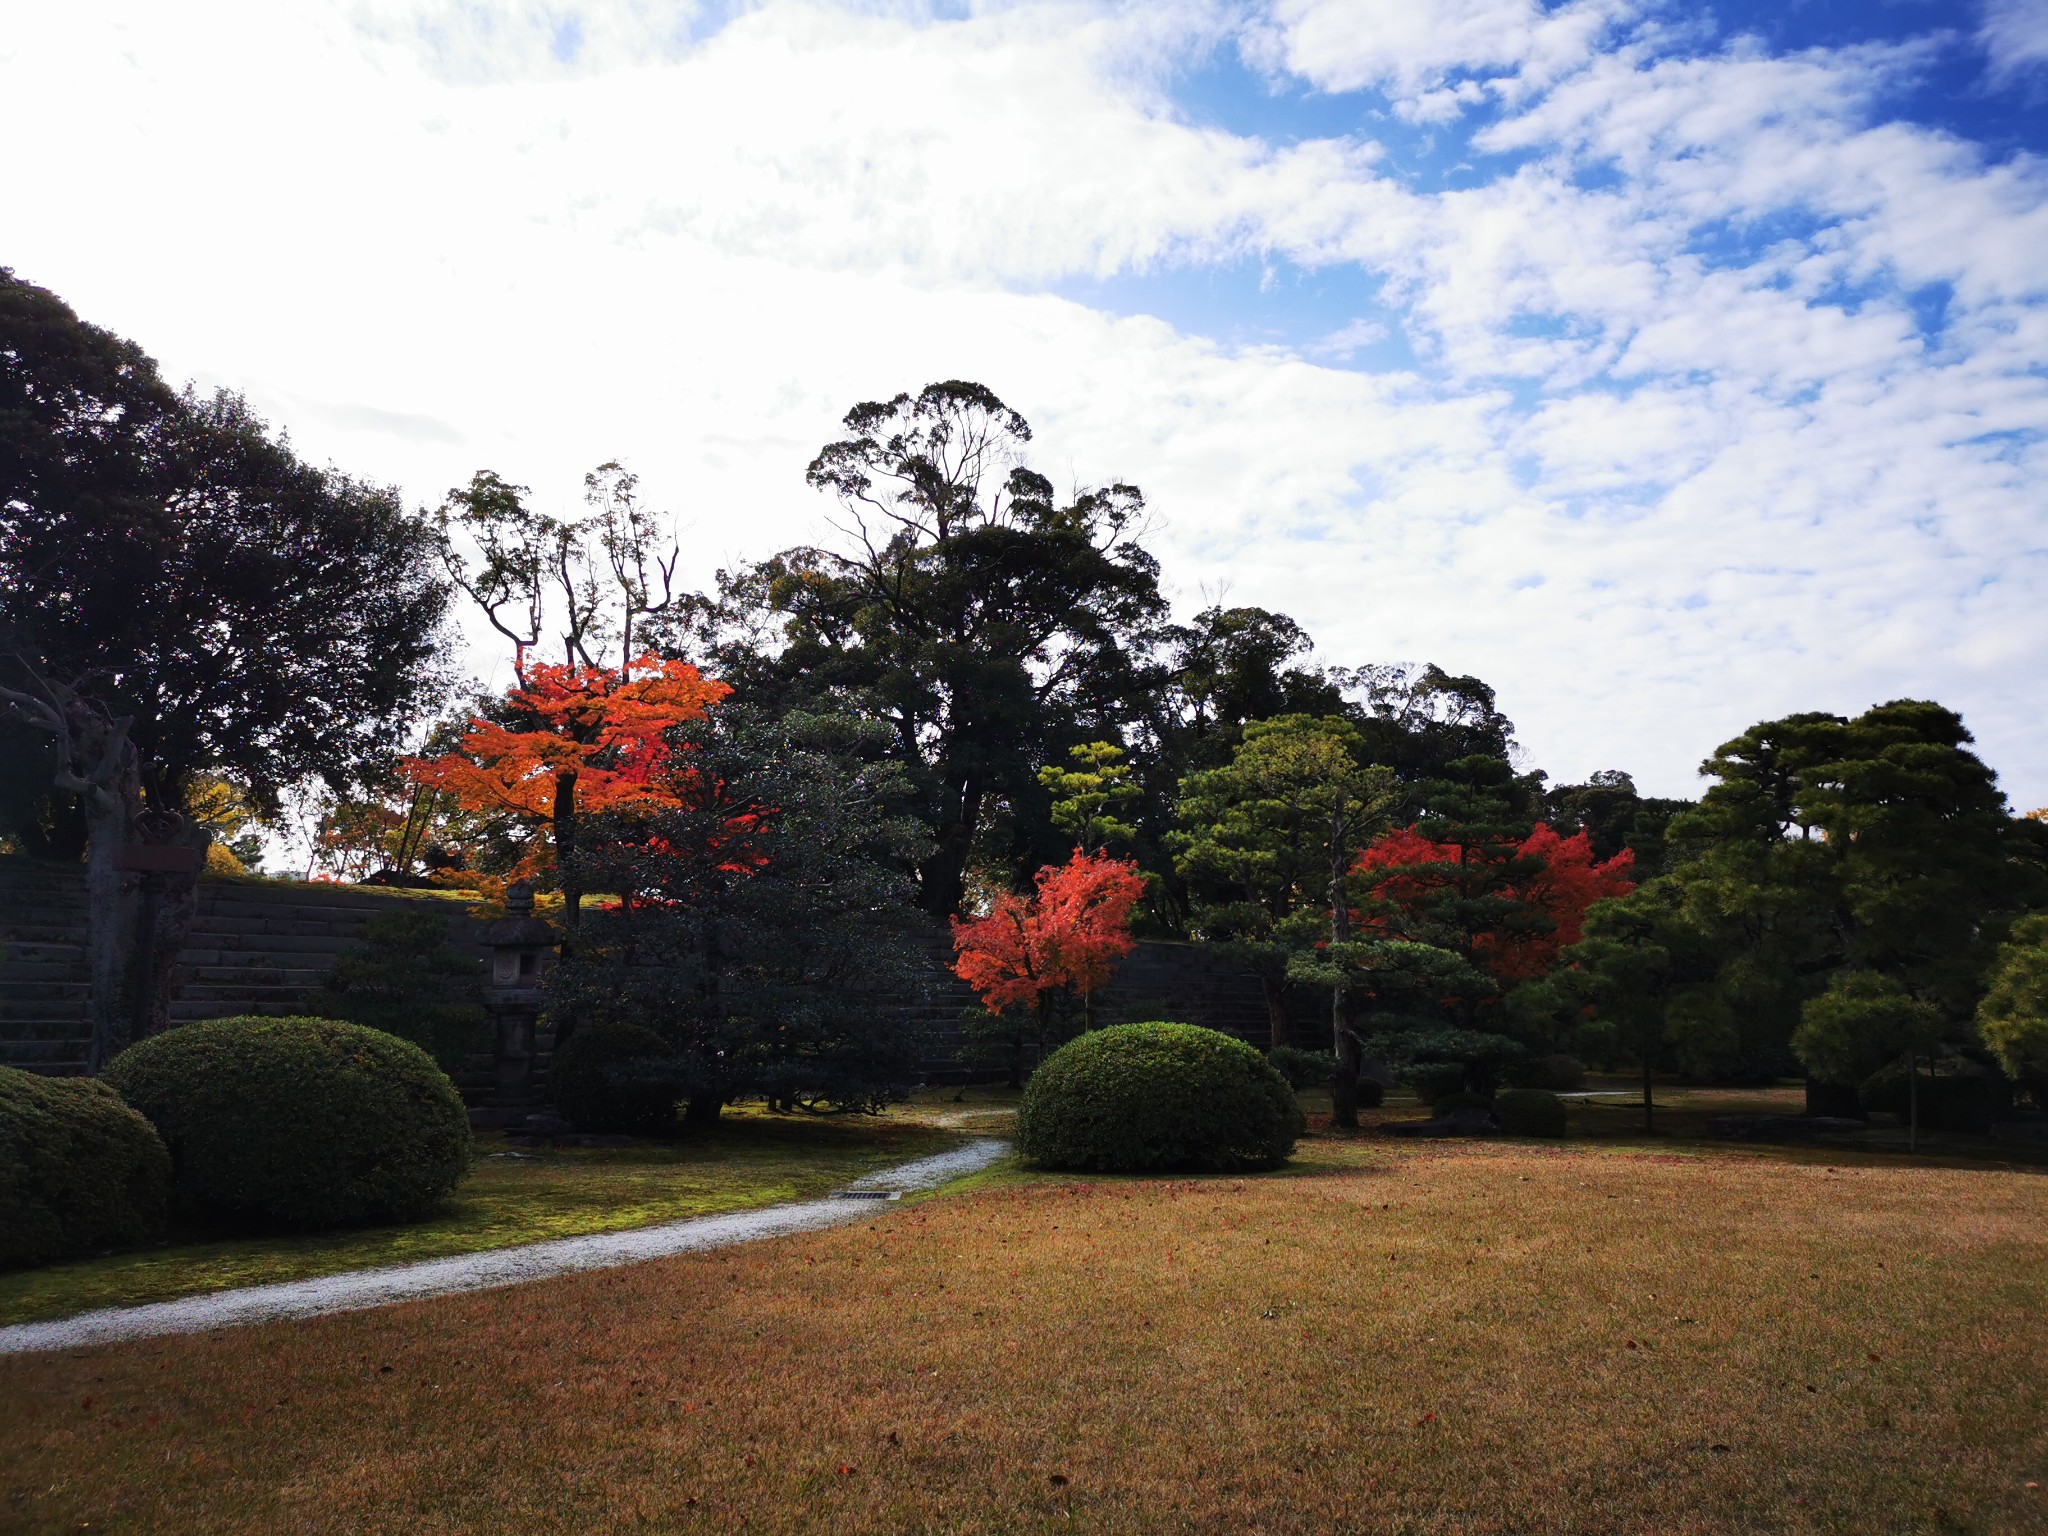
(1018, 1021), (1304, 1172)
(1266, 1044), (1336, 1090)
(552, 709), (935, 1120)
(0, 1066), (168, 1270)
(1503, 1053), (1587, 1091)
(1858, 1059), (2008, 1134)
(106, 1016), (472, 1228)
(300, 909), (489, 1069)
(549, 1019), (679, 1135)
(0, 270), (452, 824)
(670, 381), (1166, 916)
(1492, 1087), (1568, 1137)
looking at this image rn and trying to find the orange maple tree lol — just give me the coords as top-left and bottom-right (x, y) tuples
(1351, 822), (1636, 985)
(404, 653), (728, 922)
(952, 848), (1146, 1031)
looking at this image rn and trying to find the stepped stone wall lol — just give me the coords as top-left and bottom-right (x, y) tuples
(0, 856), (1328, 1083)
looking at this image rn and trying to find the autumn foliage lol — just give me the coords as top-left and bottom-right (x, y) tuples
(952, 849), (1147, 1021)
(1352, 822), (1636, 984)
(407, 656), (728, 824)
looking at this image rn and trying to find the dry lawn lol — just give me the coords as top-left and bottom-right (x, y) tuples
(4, 1135), (2045, 1535)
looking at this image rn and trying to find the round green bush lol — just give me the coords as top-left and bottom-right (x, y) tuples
(549, 1020), (678, 1135)
(1019, 1022), (1304, 1173)
(106, 1016), (472, 1228)
(1353, 1076), (1386, 1109)
(1493, 1088), (1568, 1137)
(0, 1067), (169, 1270)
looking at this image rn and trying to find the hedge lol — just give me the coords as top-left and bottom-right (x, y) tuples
(1019, 1022), (1304, 1173)
(107, 1016), (472, 1228)
(0, 1067), (169, 1270)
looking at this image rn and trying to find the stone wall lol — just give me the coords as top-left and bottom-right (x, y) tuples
(0, 857), (1328, 1084)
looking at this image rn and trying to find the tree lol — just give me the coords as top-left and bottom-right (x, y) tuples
(1977, 915), (2048, 1090)
(551, 709), (934, 1124)
(1582, 702), (2048, 1115)
(1346, 665), (1517, 795)
(1793, 972), (1947, 1148)
(1037, 741), (1139, 853)
(952, 848), (1146, 1076)
(1170, 715), (1382, 1053)
(1170, 714), (1398, 1127)
(1, 271), (453, 1053)
(405, 656), (727, 926)
(1349, 756), (1550, 1010)
(437, 461), (680, 677)
(1354, 819), (1635, 990)
(686, 381), (1167, 916)
(1543, 769), (1692, 879)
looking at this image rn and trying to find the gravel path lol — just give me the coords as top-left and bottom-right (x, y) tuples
(0, 1138), (1009, 1357)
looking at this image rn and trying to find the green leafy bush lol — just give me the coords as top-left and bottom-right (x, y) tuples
(1353, 1076), (1386, 1109)
(301, 910), (489, 1069)
(1266, 1045), (1334, 1089)
(107, 1016), (472, 1228)
(0, 1067), (169, 1270)
(1504, 1054), (1586, 1092)
(1406, 1063), (1467, 1103)
(1019, 1022), (1304, 1173)
(1493, 1088), (1568, 1137)
(549, 1020), (679, 1135)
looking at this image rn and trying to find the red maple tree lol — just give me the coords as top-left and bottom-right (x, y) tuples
(404, 653), (728, 922)
(1351, 822), (1635, 985)
(952, 849), (1146, 1030)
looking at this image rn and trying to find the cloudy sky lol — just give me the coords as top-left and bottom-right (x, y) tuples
(4, 0), (2044, 806)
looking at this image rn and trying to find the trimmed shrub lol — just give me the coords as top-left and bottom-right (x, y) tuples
(1504, 1054), (1587, 1092)
(1353, 1076), (1387, 1109)
(107, 1016), (472, 1228)
(549, 1020), (679, 1135)
(1019, 1022), (1304, 1173)
(1266, 1045), (1335, 1089)
(1406, 1063), (1467, 1103)
(1493, 1088), (1568, 1137)
(0, 1067), (169, 1270)
(1431, 1091), (1496, 1117)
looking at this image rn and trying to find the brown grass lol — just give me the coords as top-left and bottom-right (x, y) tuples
(4, 1134), (2045, 1535)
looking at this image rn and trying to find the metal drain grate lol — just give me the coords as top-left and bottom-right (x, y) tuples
(830, 1190), (901, 1201)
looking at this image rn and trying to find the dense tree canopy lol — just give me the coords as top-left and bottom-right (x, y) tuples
(676, 381), (1166, 917)
(551, 709), (935, 1120)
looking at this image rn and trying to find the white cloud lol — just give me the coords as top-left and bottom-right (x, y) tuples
(1980, 0), (2048, 82)
(1, 0), (2044, 810)
(1249, 0), (1636, 115)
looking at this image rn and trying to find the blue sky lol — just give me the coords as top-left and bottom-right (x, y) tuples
(2, 0), (2044, 807)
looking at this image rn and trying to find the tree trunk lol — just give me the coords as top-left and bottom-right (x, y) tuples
(552, 770), (581, 930)
(82, 807), (134, 1074)
(1328, 795), (1361, 1129)
(1642, 1052), (1655, 1136)
(917, 772), (981, 917)
(1262, 973), (1289, 1050)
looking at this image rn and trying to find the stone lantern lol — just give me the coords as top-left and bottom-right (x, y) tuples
(478, 880), (558, 1125)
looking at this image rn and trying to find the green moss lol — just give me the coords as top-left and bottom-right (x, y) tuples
(0, 1112), (956, 1325)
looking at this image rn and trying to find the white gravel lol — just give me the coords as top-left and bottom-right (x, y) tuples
(0, 1137), (1009, 1357)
